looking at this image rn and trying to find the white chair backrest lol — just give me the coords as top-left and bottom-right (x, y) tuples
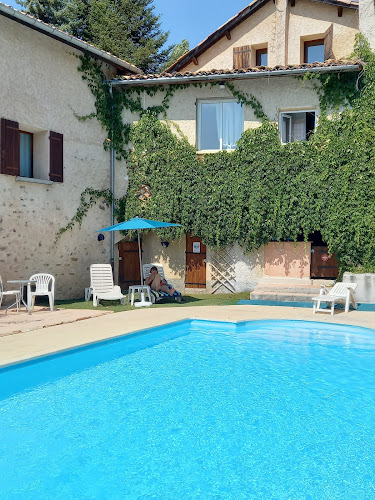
(90, 264), (115, 293)
(0, 276), (3, 294)
(143, 263), (165, 283)
(29, 274), (55, 293)
(330, 282), (358, 296)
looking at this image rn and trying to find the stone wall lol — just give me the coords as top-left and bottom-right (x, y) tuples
(0, 15), (127, 299)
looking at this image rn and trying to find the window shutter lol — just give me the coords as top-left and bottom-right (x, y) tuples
(49, 131), (63, 182)
(324, 24), (333, 61)
(233, 45), (251, 69)
(1, 118), (20, 176)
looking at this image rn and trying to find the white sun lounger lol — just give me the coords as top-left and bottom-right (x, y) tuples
(312, 282), (358, 315)
(90, 264), (126, 307)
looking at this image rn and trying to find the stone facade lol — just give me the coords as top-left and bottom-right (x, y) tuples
(0, 14), (131, 299)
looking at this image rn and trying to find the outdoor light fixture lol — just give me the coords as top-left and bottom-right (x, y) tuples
(161, 241), (169, 248)
(218, 82), (226, 89)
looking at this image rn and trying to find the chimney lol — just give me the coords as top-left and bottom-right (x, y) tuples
(359, 0), (375, 50)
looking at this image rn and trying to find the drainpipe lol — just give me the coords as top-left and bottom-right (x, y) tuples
(109, 82), (115, 269)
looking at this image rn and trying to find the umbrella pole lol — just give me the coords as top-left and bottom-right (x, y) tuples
(137, 229), (143, 285)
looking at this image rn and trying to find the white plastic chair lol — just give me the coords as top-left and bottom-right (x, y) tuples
(312, 282), (358, 315)
(90, 264), (126, 307)
(29, 273), (55, 312)
(0, 276), (21, 314)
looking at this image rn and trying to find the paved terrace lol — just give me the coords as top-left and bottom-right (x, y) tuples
(0, 305), (374, 368)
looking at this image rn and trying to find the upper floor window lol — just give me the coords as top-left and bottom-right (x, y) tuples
(197, 100), (243, 151)
(256, 48), (268, 66)
(0, 118), (63, 182)
(302, 24), (333, 64)
(304, 39), (324, 63)
(279, 111), (316, 144)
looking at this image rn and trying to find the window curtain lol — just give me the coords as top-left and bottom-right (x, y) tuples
(222, 102), (242, 150)
(290, 113), (306, 142)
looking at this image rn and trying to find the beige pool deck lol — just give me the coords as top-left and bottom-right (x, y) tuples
(0, 304), (374, 368)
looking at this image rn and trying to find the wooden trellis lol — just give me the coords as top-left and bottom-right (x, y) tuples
(210, 246), (236, 294)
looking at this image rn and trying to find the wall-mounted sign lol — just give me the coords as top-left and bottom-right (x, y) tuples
(98, 234), (105, 242)
(193, 242), (201, 253)
(321, 253), (329, 262)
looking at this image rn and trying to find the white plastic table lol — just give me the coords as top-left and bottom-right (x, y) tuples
(7, 279), (36, 314)
(128, 285), (152, 307)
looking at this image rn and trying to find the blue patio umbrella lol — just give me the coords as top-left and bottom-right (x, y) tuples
(98, 217), (182, 284)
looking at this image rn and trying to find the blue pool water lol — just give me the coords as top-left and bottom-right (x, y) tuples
(1, 319), (375, 499)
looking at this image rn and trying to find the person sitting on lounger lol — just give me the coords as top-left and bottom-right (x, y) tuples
(145, 266), (176, 296)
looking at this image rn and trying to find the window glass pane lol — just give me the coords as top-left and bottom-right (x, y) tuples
(20, 132), (32, 177)
(281, 115), (291, 143)
(200, 103), (220, 150)
(257, 50), (268, 66)
(222, 102), (242, 150)
(305, 43), (324, 63)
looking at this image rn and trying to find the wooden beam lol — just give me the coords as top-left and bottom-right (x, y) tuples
(225, 30), (231, 40)
(338, 6), (343, 16)
(192, 56), (199, 66)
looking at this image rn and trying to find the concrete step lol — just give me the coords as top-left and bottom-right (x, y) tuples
(259, 277), (334, 286)
(254, 284), (325, 294)
(250, 291), (319, 302)
(250, 279), (335, 302)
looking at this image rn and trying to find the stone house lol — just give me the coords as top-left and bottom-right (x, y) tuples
(1, 0), (375, 299)
(113, 0), (375, 295)
(0, 3), (141, 299)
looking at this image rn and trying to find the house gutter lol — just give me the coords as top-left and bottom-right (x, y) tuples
(0, 3), (142, 74)
(110, 64), (361, 87)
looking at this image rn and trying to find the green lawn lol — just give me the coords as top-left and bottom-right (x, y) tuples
(54, 292), (249, 313)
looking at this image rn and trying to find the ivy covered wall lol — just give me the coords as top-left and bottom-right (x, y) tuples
(70, 36), (375, 274)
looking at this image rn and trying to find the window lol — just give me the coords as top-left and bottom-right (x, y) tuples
(279, 111), (316, 144)
(0, 118), (63, 182)
(302, 25), (333, 63)
(256, 48), (268, 66)
(197, 100), (243, 151)
(304, 39), (324, 63)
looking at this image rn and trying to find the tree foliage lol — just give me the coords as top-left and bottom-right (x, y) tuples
(17, 0), (65, 24)
(161, 39), (189, 72)
(17, 0), (172, 73)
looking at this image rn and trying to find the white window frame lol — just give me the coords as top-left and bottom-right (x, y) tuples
(197, 99), (243, 152)
(279, 110), (317, 144)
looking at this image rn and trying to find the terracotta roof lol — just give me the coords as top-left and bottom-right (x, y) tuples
(0, 2), (142, 74)
(111, 60), (361, 86)
(167, 0), (359, 73)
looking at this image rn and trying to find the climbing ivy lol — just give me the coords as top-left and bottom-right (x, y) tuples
(61, 35), (375, 272)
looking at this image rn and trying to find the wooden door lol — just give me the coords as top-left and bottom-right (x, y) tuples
(185, 233), (206, 288)
(118, 241), (141, 290)
(310, 246), (339, 279)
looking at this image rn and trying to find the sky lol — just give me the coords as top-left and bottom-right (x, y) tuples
(5, 0), (251, 49)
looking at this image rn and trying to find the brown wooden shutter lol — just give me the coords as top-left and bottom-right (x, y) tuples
(233, 45), (251, 69)
(1, 118), (20, 176)
(49, 131), (63, 182)
(324, 24), (333, 61)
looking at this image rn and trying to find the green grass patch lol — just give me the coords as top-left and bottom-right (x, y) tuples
(54, 292), (249, 313)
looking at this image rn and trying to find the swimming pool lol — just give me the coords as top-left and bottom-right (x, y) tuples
(1, 319), (375, 499)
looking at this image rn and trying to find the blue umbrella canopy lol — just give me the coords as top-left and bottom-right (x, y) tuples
(97, 217), (182, 285)
(98, 217), (181, 232)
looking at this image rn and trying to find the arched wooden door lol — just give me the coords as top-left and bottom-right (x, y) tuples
(185, 233), (206, 288)
(118, 241), (142, 290)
